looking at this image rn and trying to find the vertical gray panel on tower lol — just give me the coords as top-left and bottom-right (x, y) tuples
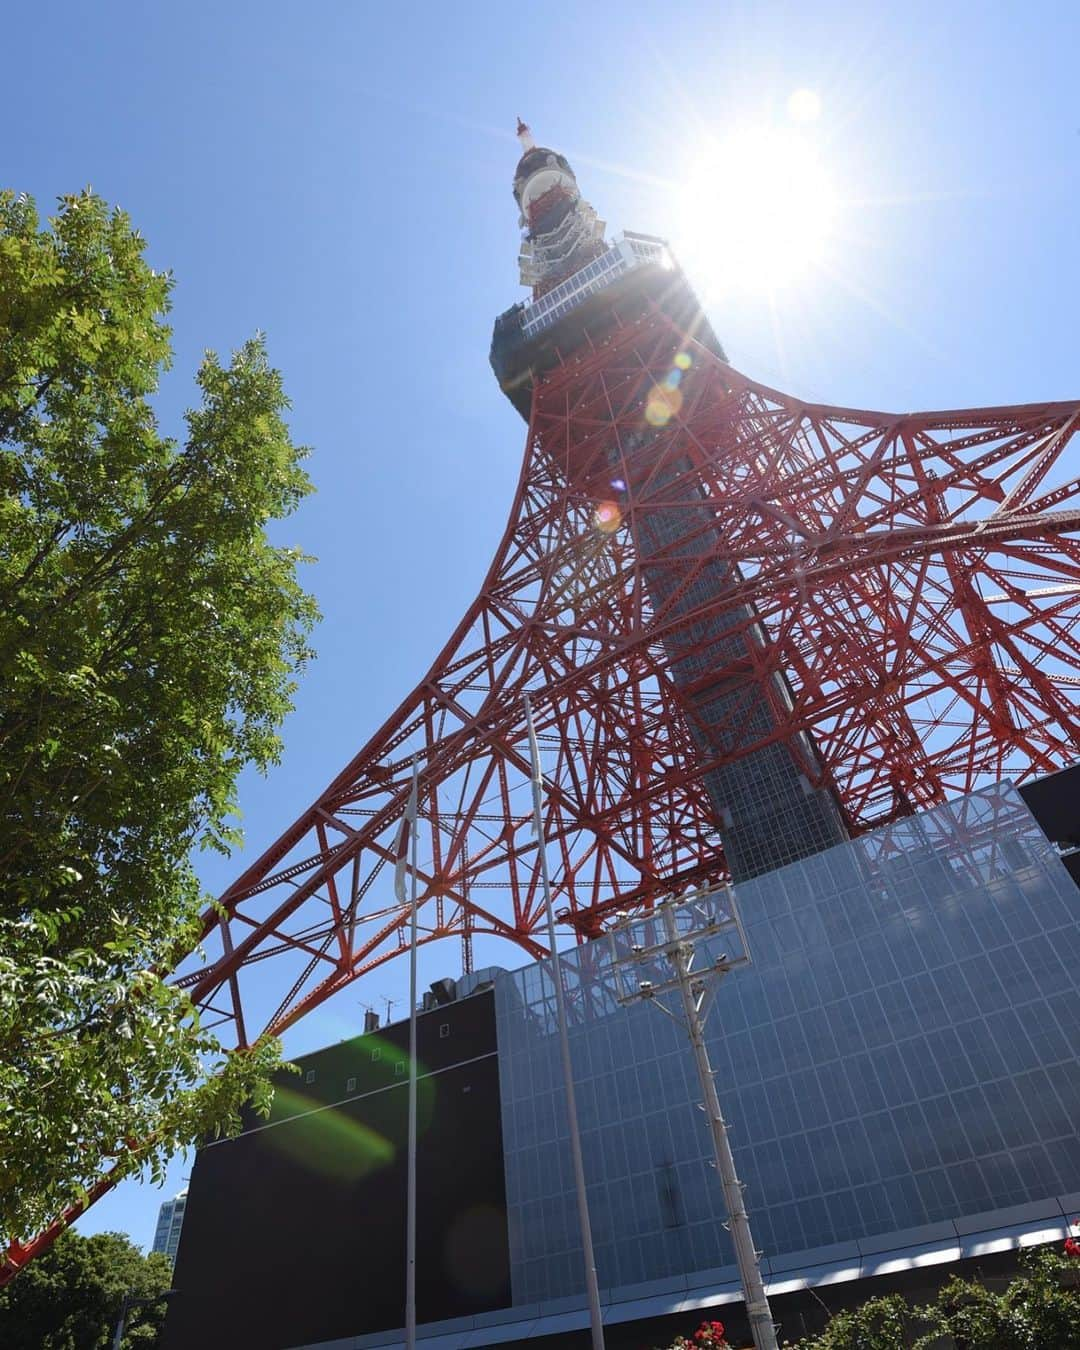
(630, 446), (849, 879)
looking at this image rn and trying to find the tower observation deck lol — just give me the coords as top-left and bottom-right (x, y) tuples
(491, 122), (849, 880)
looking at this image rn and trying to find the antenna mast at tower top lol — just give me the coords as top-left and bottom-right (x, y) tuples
(510, 120), (607, 295)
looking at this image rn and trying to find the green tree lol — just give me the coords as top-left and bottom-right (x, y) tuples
(917, 1247), (1080, 1349)
(784, 1246), (1080, 1349)
(782, 1294), (914, 1350)
(0, 189), (318, 1245)
(0, 1228), (172, 1349)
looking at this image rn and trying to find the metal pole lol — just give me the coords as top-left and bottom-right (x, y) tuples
(111, 1294), (131, 1350)
(112, 1290), (175, 1350)
(659, 902), (778, 1350)
(405, 759), (420, 1350)
(523, 693), (605, 1350)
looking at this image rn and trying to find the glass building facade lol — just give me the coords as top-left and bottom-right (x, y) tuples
(151, 1188), (188, 1265)
(494, 784), (1080, 1304)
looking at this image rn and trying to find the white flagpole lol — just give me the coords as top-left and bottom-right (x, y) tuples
(394, 759), (421, 1350)
(523, 693), (605, 1350)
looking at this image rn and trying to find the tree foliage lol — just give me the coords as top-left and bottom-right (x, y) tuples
(784, 1294), (915, 1349)
(918, 1247), (1080, 1349)
(785, 1245), (1080, 1349)
(0, 188), (318, 1244)
(0, 1228), (172, 1349)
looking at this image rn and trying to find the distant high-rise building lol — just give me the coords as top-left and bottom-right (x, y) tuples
(151, 1189), (187, 1265)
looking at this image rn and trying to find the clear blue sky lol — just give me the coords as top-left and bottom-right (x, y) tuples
(6, 0), (1079, 1249)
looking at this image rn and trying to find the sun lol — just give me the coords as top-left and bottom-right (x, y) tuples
(672, 121), (839, 297)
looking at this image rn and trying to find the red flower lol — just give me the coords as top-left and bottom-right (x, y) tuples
(1065, 1236), (1080, 1258)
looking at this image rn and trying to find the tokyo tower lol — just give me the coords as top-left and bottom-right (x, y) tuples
(5, 120), (1080, 1279)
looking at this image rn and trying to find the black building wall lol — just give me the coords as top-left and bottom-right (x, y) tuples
(1018, 763), (1080, 888)
(162, 990), (510, 1350)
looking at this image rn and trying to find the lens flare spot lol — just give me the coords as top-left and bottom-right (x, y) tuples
(610, 477), (626, 492)
(645, 383), (683, 427)
(264, 1085), (396, 1181)
(663, 369), (683, 389)
(673, 351), (692, 371)
(594, 500), (622, 533)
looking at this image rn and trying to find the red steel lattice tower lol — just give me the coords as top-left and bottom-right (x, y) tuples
(5, 123), (1080, 1280)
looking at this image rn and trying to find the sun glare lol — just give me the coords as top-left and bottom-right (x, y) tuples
(787, 88), (822, 123)
(673, 121), (839, 297)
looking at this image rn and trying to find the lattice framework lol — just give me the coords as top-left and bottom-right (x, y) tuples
(4, 302), (1079, 1282)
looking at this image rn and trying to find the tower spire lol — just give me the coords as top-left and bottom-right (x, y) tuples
(510, 126), (606, 295)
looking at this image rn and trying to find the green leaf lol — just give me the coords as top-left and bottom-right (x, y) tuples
(0, 187), (318, 1246)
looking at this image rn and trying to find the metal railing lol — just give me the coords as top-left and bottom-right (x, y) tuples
(520, 233), (670, 340)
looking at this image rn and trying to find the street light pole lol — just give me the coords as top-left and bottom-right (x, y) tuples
(611, 894), (778, 1350)
(659, 901), (778, 1350)
(523, 692), (606, 1350)
(111, 1289), (176, 1350)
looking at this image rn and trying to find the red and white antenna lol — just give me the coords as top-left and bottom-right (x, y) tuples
(516, 116), (535, 151)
